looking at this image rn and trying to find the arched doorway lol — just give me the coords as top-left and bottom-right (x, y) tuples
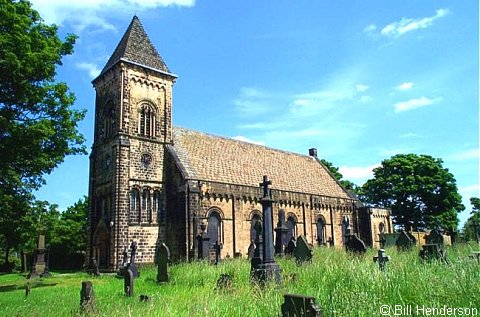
(207, 210), (222, 246)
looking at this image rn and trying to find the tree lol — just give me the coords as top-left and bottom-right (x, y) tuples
(320, 159), (360, 193)
(462, 197), (480, 242)
(0, 0), (86, 271)
(361, 154), (464, 231)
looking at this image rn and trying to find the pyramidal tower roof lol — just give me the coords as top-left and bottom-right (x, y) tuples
(98, 16), (173, 77)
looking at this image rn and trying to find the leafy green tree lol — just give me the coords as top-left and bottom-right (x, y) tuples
(462, 197), (480, 242)
(320, 159), (359, 193)
(0, 0), (85, 271)
(361, 154), (464, 231)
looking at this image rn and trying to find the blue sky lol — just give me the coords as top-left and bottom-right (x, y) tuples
(31, 0), (478, 227)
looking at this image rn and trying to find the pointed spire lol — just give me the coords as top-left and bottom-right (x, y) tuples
(99, 16), (172, 77)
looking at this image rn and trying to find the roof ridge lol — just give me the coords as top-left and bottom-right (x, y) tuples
(172, 125), (315, 160)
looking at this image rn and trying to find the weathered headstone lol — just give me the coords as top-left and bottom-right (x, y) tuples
(281, 294), (323, 317)
(90, 257), (100, 277)
(157, 243), (170, 283)
(250, 221), (263, 274)
(215, 273), (233, 292)
(373, 249), (391, 271)
(396, 230), (416, 250)
(294, 235), (313, 264)
(420, 229), (449, 262)
(425, 229), (446, 247)
(124, 266), (134, 297)
(128, 241), (140, 278)
(247, 240), (256, 260)
(28, 234), (47, 278)
(116, 247), (129, 277)
(251, 176), (282, 284)
(285, 237), (296, 256)
(80, 281), (97, 314)
(274, 209), (289, 256)
(196, 222), (210, 260)
(345, 235), (367, 254)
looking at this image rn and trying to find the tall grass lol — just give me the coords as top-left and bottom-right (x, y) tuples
(1, 244), (479, 316)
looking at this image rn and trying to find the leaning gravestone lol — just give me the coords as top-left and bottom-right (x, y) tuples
(294, 235), (313, 264)
(285, 237), (296, 256)
(345, 235), (367, 254)
(117, 247), (129, 277)
(281, 294), (323, 317)
(124, 266), (134, 297)
(156, 243), (170, 283)
(420, 229), (448, 263)
(396, 230), (416, 250)
(80, 281), (97, 314)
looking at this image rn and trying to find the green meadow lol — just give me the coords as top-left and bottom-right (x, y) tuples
(1, 245), (479, 317)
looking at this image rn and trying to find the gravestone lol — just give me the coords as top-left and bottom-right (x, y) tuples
(425, 229), (446, 247)
(285, 237), (296, 256)
(124, 266), (134, 297)
(157, 243), (170, 283)
(281, 294), (323, 317)
(128, 241), (140, 278)
(247, 240), (256, 260)
(117, 247), (129, 276)
(80, 281), (97, 314)
(294, 235), (313, 264)
(420, 229), (448, 262)
(396, 230), (416, 250)
(90, 257), (100, 277)
(274, 209), (289, 256)
(28, 234), (47, 278)
(250, 221), (263, 274)
(373, 249), (391, 271)
(209, 241), (222, 265)
(251, 176), (282, 284)
(215, 273), (233, 292)
(196, 222), (210, 260)
(345, 235), (367, 254)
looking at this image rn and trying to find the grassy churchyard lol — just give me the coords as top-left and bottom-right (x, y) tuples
(1, 244), (479, 317)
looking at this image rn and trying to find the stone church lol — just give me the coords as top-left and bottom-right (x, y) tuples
(87, 16), (392, 270)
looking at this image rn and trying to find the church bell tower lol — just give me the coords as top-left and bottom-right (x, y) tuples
(87, 16), (176, 270)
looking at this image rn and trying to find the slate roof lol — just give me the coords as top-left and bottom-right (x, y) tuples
(169, 127), (351, 199)
(99, 16), (171, 77)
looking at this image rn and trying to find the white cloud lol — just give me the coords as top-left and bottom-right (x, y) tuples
(30, 0), (194, 32)
(356, 84), (369, 92)
(448, 148), (480, 161)
(363, 24), (377, 33)
(394, 96), (440, 113)
(381, 8), (450, 38)
(232, 136), (265, 146)
(339, 164), (380, 181)
(396, 82), (413, 91)
(76, 62), (101, 78)
(233, 87), (273, 116)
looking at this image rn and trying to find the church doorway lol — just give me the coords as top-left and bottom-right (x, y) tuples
(93, 221), (110, 269)
(207, 210), (222, 246)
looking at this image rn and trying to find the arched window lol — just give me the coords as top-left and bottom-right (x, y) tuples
(316, 217), (326, 245)
(379, 222), (385, 233)
(138, 104), (156, 137)
(207, 211), (222, 245)
(130, 189), (140, 224)
(153, 190), (163, 224)
(250, 213), (262, 241)
(142, 189), (151, 223)
(104, 103), (116, 138)
(286, 216), (296, 243)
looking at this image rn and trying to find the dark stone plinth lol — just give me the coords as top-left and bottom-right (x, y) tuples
(294, 235), (313, 264)
(419, 244), (448, 263)
(345, 234), (367, 254)
(396, 230), (416, 250)
(281, 293), (323, 317)
(252, 262), (282, 285)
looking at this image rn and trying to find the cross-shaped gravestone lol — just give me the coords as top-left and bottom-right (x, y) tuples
(129, 241), (140, 278)
(373, 249), (391, 271)
(260, 175), (272, 199)
(157, 243), (170, 283)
